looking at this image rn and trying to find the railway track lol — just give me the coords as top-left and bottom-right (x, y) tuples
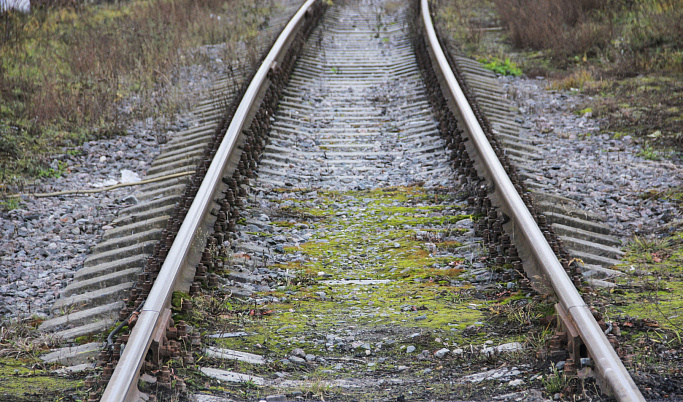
(38, 0), (647, 400)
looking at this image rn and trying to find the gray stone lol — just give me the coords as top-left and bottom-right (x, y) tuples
(291, 348), (306, 358)
(434, 348), (450, 358)
(289, 356), (306, 365)
(122, 195), (139, 205)
(200, 367), (264, 385)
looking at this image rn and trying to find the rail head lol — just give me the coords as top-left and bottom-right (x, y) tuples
(418, 0), (644, 401)
(100, 1), (320, 400)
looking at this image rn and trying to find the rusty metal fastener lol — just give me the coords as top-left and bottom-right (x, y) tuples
(191, 332), (202, 350)
(85, 375), (97, 388)
(189, 282), (201, 295)
(182, 351), (194, 365)
(181, 300), (193, 314)
(176, 379), (187, 393)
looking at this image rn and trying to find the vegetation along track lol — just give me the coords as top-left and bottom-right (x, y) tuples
(37, 0), (649, 401)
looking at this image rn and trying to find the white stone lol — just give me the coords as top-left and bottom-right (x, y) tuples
(482, 342), (524, 356)
(208, 331), (251, 338)
(92, 179), (118, 188)
(1, 0), (29, 12)
(496, 342), (524, 353)
(204, 346), (265, 365)
(140, 373), (157, 384)
(200, 367), (265, 385)
(52, 363), (96, 375)
(120, 169), (141, 184)
(193, 394), (238, 402)
(459, 368), (521, 384)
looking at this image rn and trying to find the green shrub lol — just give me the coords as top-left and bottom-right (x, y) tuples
(479, 57), (522, 76)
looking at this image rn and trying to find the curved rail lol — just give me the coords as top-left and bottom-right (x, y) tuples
(420, 0), (643, 400)
(100, 1), (319, 400)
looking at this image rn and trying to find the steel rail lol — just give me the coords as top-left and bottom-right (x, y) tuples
(420, 0), (644, 400)
(100, 1), (319, 400)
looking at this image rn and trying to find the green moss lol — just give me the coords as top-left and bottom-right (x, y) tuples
(179, 185), (555, 400)
(574, 107), (593, 116)
(72, 335), (95, 345)
(600, 231), (683, 369)
(205, 188), (527, 361)
(478, 57), (522, 76)
(0, 358), (85, 400)
(172, 291), (190, 308)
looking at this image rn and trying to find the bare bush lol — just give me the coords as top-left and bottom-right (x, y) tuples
(491, 0), (613, 59)
(490, 0), (683, 72)
(0, 0), (272, 178)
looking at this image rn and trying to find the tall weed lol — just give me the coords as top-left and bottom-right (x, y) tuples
(491, 0), (613, 62)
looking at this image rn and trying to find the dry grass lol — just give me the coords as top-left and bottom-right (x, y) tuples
(547, 69), (594, 91)
(0, 317), (61, 358)
(0, 0), (275, 181)
(491, 0), (612, 60)
(490, 0), (683, 73)
(433, 0), (496, 55)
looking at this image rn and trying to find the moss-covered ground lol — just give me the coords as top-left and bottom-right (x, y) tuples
(595, 232), (683, 400)
(167, 186), (579, 401)
(0, 357), (85, 401)
(0, 318), (89, 401)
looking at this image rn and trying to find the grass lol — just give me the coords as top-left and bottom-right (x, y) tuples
(478, 56), (522, 76)
(490, 0), (683, 73)
(433, 0), (496, 56)
(541, 363), (569, 394)
(547, 69), (594, 91)
(595, 228), (683, 398)
(434, 0), (682, 160)
(435, 0), (683, 77)
(0, 196), (20, 211)
(628, 235), (675, 255)
(0, 317), (61, 359)
(637, 144), (663, 160)
(0, 0), (277, 184)
(582, 74), (683, 149)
